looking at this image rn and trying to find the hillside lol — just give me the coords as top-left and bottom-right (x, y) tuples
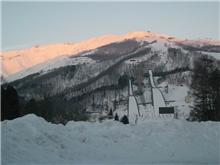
(1, 31), (220, 123)
(2, 31), (220, 165)
(2, 31), (219, 78)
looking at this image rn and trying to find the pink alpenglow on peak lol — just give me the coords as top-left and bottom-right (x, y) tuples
(1, 31), (219, 78)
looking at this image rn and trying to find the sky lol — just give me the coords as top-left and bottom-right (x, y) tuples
(1, 1), (219, 51)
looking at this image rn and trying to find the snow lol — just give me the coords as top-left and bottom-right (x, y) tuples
(198, 51), (220, 60)
(152, 88), (166, 108)
(1, 34), (122, 76)
(149, 70), (156, 87)
(2, 31), (219, 79)
(149, 70), (166, 116)
(128, 96), (139, 124)
(5, 56), (95, 82)
(128, 80), (140, 124)
(125, 58), (143, 65)
(150, 40), (168, 53)
(162, 85), (193, 119)
(128, 79), (133, 95)
(80, 49), (97, 56)
(1, 31), (178, 77)
(182, 39), (220, 47)
(2, 114), (220, 164)
(125, 50), (153, 65)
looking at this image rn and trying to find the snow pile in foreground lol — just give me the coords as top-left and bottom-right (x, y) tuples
(2, 114), (220, 164)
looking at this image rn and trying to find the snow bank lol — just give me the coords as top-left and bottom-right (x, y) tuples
(2, 114), (220, 164)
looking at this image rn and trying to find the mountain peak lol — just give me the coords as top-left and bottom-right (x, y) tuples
(1, 31), (219, 77)
(124, 31), (177, 40)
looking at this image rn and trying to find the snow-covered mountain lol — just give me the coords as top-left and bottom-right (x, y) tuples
(2, 31), (220, 101)
(2, 31), (220, 165)
(2, 31), (219, 80)
(1, 31), (219, 123)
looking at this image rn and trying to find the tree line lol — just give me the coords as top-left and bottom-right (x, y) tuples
(189, 55), (220, 121)
(1, 74), (130, 123)
(1, 85), (88, 124)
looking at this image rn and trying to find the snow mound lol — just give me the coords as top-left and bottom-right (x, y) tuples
(2, 114), (220, 164)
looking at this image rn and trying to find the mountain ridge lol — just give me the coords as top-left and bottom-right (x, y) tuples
(1, 31), (220, 78)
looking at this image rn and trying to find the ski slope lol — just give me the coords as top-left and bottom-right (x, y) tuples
(128, 80), (140, 124)
(2, 114), (220, 164)
(152, 88), (166, 107)
(149, 70), (156, 88)
(149, 70), (166, 115)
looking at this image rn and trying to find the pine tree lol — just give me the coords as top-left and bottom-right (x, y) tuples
(120, 115), (129, 124)
(1, 85), (20, 120)
(118, 74), (129, 89)
(114, 113), (119, 121)
(24, 98), (39, 115)
(108, 109), (113, 119)
(209, 68), (220, 120)
(190, 56), (220, 121)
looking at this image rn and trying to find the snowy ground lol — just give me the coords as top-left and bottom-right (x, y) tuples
(115, 76), (191, 121)
(2, 114), (220, 165)
(161, 84), (193, 119)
